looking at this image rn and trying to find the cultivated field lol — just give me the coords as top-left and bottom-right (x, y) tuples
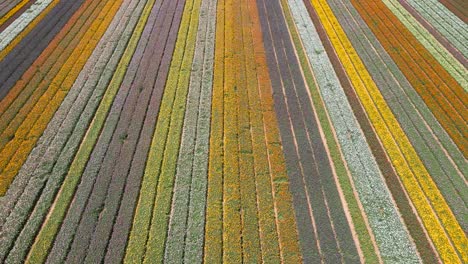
(0, 0), (466, 263)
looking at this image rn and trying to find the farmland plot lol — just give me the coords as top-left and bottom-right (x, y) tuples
(0, 0), (466, 263)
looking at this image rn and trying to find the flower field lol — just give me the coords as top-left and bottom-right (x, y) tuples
(0, 0), (466, 263)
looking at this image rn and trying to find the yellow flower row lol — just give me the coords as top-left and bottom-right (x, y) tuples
(221, 0), (243, 262)
(204, 0), (225, 261)
(236, 0), (263, 261)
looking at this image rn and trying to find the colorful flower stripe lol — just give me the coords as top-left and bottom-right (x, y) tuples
(0, 0), (30, 28)
(0, 0), (140, 225)
(248, 1), (302, 261)
(127, 0), (201, 262)
(203, 0), (225, 261)
(382, 0), (467, 91)
(0, 1), (35, 33)
(328, 0), (468, 239)
(0, 0), (466, 263)
(260, 0), (345, 261)
(0, 0), (124, 195)
(398, 0), (467, 66)
(439, 0), (467, 23)
(306, 0), (441, 261)
(281, 0), (380, 262)
(286, 0), (423, 262)
(404, 0), (468, 57)
(0, 0), (55, 53)
(351, 1), (468, 155)
(25, 0), (157, 262)
(311, 0), (467, 262)
(0, 0), (149, 262)
(163, 0), (216, 262)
